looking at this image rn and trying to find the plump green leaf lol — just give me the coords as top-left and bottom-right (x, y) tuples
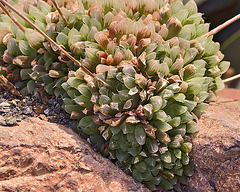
(116, 149), (130, 162)
(183, 164), (194, 176)
(67, 77), (83, 89)
(135, 161), (147, 173)
(180, 142), (192, 153)
(132, 168), (143, 182)
(153, 121), (173, 132)
(135, 124), (146, 145)
(153, 110), (168, 122)
(146, 137), (158, 154)
(161, 151), (172, 163)
(150, 96), (163, 112)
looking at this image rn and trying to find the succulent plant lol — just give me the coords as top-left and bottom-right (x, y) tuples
(0, 0), (231, 191)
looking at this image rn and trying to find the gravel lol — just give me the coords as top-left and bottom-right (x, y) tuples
(0, 89), (73, 127)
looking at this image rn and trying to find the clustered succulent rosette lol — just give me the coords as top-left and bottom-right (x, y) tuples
(0, 0), (230, 191)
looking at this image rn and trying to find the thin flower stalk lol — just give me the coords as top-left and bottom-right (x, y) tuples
(223, 74), (240, 83)
(203, 14), (240, 38)
(51, 0), (69, 26)
(0, 2), (25, 32)
(0, 0), (116, 93)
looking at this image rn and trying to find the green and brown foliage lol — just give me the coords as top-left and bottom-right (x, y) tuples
(0, 0), (230, 190)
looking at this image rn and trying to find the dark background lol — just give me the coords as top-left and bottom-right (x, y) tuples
(188, 0), (240, 88)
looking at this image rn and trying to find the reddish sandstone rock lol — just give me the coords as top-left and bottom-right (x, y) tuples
(184, 89), (240, 192)
(0, 118), (149, 192)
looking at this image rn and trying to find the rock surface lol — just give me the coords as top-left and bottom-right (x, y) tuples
(0, 89), (239, 192)
(0, 118), (149, 192)
(184, 89), (240, 192)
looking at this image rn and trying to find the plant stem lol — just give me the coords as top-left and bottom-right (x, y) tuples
(203, 14), (240, 38)
(0, 2), (25, 32)
(159, 172), (169, 180)
(51, 0), (69, 26)
(223, 74), (240, 83)
(0, 0), (117, 93)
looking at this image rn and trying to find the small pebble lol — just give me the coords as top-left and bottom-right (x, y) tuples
(5, 116), (17, 126)
(23, 107), (33, 115)
(0, 102), (11, 107)
(35, 106), (43, 114)
(44, 108), (50, 116)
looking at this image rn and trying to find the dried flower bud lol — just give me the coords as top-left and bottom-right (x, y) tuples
(153, 11), (160, 21)
(158, 24), (168, 40)
(167, 37), (180, 47)
(113, 51), (124, 66)
(137, 26), (152, 42)
(109, 21), (118, 39)
(94, 32), (109, 50)
(166, 17), (182, 39)
(125, 0), (138, 13)
(144, 0), (158, 14)
(107, 54), (114, 66)
(183, 64), (197, 80)
(127, 34), (137, 51)
(159, 4), (171, 24)
(97, 51), (107, 62)
(88, 2), (104, 16)
(170, 57), (184, 74)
